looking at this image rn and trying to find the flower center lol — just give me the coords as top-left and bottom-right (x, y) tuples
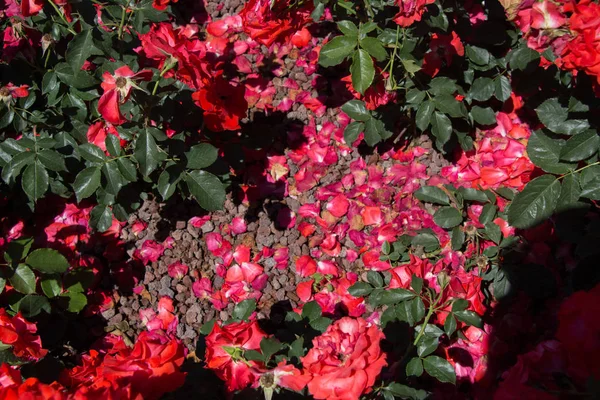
(259, 372), (275, 389)
(115, 77), (128, 88)
(0, 87), (10, 97)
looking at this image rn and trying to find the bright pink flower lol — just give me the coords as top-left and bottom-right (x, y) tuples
(167, 262), (188, 279)
(230, 217), (247, 234)
(133, 240), (164, 265)
(326, 194), (350, 218)
(531, 0), (566, 30)
(192, 277), (213, 299)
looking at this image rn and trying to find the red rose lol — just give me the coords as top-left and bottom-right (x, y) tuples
(556, 283), (600, 381)
(205, 320), (267, 391)
(0, 310), (47, 362)
(301, 317), (387, 400)
(393, 0), (436, 27)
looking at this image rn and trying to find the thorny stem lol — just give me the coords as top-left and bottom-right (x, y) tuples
(48, 0), (77, 35)
(413, 292), (437, 346)
(117, 7), (127, 40)
(152, 62), (177, 96)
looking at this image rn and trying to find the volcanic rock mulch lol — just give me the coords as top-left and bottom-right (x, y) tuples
(101, 132), (449, 352)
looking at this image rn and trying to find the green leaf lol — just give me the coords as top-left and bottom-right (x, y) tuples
(73, 167), (101, 203)
(360, 37), (387, 61)
(411, 231), (439, 248)
(430, 112), (452, 146)
(185, 170), (226, 211)
(466, 45), (491, 65)
(66, 29), (95, 71)
(233, 299), (256, 321)
(479, 204), (497, 224)
(417, 336), (439, 357)
(451, 226), (465, 251)
(22, 161), (48, 202)
(42, 71), (59, 95)
(415, 186), (450, 205)
(416, 101), (434, 131)
(429, 77), (460, 95)
(310, 316), (332, 332)
(2, 151), (35, 184)
(560, 131), (599, 162)
(536, 98), (568, 132)
(470, 77), (495, 102)
(41, 275), (62, 298)
(459, 188), (489, 202)
(79, 143), (107, 164)
(200, 319), (216, 335)
(319, 35), (357, 67)
(580, 165), (600, 200)
(350, 49), (375, 94)
(507, 174), (561, 229)
(367, 271), (384, 288)
(117, 158), (137, 181)
(423, 355), (456, 384)
(471, 106), (496, 125)
(4, 237), (34, 263)
(26, 248), (70, 274)
(363, 118), (384, 146)
(406, 358), (424, 377)
(434, 207), (463, 229)
(105, 135), (121, 157)
(337, 21), (358, 37)
(444, 315), (457, 336)
(61, 291), (87, 313)
(485, 221), (502, 244)
(344, 121), (364, 144)
(302, 301), (322, 321)
(101, 162), (125, 196)
(135, 129), (159, 177)
(411, 275), (423, 294)
(341, 100), (370, 122)
(434, 95), (466, 118)
(38, 150), (66, 172)
(557, 173), (582, 212)
(527, 131), (574, 174)
(348, 282), (373, 297)
(9, 264), (36, 294)
(18, 295), (50, 318)
(509, 46), (540, 70)
(186, 143), (218, 169)
(90, 205), (113, 232)
(260, 337), (282, 361)
(158, 165), (183, 201)
(402, 59), (421, 76)
(454, 310), (483, 328)
(452, 299), (469, 312)
(386, 383), (428, 400)
(495, 76), (511, 101)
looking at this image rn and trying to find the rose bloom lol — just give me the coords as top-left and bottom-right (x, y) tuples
(0, 310), (47, 361)
(301, 317), (387, 400)
(556, 282), (600, 381)
(205, 320), (267, 392)
(393, 0), (436, 27)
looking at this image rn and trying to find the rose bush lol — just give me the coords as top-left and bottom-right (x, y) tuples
(1, 0), (600, 399)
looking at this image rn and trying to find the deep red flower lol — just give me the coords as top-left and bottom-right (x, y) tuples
(192, 74), (248, 132)
(0, 310), (47, 361)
